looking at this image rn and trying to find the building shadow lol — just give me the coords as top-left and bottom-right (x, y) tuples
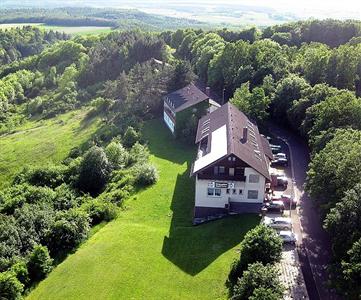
(161, 169), (259, 276)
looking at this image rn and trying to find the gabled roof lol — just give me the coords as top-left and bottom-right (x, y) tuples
(260, 136), (274, 161)
(163, 84), (209, 113)
(193, 102), (270, 179)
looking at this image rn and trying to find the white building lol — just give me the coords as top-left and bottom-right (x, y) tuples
(191, 102), (273, 220)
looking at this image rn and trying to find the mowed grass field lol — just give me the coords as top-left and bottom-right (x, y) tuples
(0, 108), (100, 188)
(28, 119), (259, 300)
(0, 23), (113, 35)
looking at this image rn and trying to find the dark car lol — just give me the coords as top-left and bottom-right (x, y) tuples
(262, 200), (285, 213)
(276, 176), (288, 188)
(271, 158), (288, 167)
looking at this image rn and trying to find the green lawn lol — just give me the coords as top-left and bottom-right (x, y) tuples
(0, 23), (113, 35)
(27, 119), (259, 300)
(0, 109), (100, 188)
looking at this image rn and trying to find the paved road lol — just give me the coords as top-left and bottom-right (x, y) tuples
(268, 122), (341, 300)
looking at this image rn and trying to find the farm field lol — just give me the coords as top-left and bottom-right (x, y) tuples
(0, 23), (113, 35)
(0, 108), (100, 188)
(27, 119), (259, 300)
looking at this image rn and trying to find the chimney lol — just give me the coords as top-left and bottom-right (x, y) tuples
(205, 87), (211, 97)
(241, 127), (248, 143)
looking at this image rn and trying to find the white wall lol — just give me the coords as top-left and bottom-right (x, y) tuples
(195, 167), (265, 208)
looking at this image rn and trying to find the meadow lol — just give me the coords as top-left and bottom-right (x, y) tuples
(0, 23), (113, 35)
(0, 108), (100, 188)
(27, 119), (259, 300)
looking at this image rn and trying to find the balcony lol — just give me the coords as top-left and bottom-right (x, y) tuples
(197, 173), (246, 181)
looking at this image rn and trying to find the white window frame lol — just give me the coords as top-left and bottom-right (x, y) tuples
(249, 174), (260, 183)
(247, 190), (259, 199)
(207, 188), (222, 197)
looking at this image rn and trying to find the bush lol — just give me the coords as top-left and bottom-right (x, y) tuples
(14, 165), (65, 188)
(123, 126), (139, 148)
(53, 184), (81, 210)
(78, 146), (111, 195)
(232, 262), (283, 300)
(82, 199), (118, 225)
(228, 225), (282, 287)
(27, 245), (53, 283)
(10, 261), (29, 287)
(105, 141), (129, 170)
(128, 142), (150, 166)
(133, 163), (159, 186)
(46, 209), (90, 255)
(0, 271), (24, 300)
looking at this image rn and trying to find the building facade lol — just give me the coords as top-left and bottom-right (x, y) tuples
(191, 102), (273, 221)
(163, 84), (220, 136)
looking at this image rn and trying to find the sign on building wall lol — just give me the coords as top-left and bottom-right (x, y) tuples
(208, 182), (235, 188)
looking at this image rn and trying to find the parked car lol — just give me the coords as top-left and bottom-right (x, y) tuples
(262, 216), (292, 230)
(270, 144), (282, 154)
(274, 153), (287, 160)
(271, 157), (288, 167)
(262, 200), (285, 213)
(273, 194), (297, 208)
(276, 176), (288, 188)
(279, 230), (297, 244)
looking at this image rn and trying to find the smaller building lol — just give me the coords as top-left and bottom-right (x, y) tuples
(191, 102), (273, 221)
(163, 84), (220, 136)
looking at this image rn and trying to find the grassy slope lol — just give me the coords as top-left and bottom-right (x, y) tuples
(28, 119), (259, 300)
(0, 23), (113, 35)
(0, 109), (100, 188)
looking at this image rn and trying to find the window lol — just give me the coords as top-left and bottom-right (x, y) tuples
(232, 189), (237, 195)
(229, 168), (235, 176)
(239, 189), (243, 195)
(214, 166), (219, 175)
(226, 189), (230, 194)
(247, 190), (259, 199)
(249, 174), (260, 183)
(219, 166), (225, 174)
(208, 188), (221, 197)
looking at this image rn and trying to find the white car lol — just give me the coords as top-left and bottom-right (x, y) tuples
(274, 153), (287, 160)
(279, 230), (297, 244)
(262, 217), (292, 230)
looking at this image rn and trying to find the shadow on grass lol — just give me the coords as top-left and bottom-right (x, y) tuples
(161, 167), (259, 276)
(143, 119), (259, 276)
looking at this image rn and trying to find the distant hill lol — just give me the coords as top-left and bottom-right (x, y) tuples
(0, 7), (214, 31)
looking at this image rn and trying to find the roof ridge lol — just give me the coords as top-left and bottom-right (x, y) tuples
(227, 102), (235, 155)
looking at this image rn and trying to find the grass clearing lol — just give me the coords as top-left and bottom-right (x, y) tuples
(0, 108), (100, 188)
(28, 119), (259, 300)
(0, 23), (113, 35)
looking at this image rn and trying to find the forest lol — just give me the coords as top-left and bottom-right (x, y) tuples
(0, 7), (208, 31)
(0, 18), (361, 299)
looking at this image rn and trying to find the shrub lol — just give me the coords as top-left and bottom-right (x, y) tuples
(14, 165), (65, 188)
(128, 142), (149, 166)
(123, 126), (139, 148)
(53, 184), (81, 210)
(78, 146), (111, 195)
(228, 225), (282, 287)
(232, 262), (283, 300)
(82, 199), (118, 225)
(0, 271), (24, 300)
(10, 261), (29, 287)
(133, 163), (159, 186)
(27, 245), (53, 283)
(105, 141), (129, 170)
(46, 209), (90, 255)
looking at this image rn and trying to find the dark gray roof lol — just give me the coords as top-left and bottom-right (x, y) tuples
(163, 84), (209, 113)
(193, 102), (270, 179)
(260, 136), (274, 161)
